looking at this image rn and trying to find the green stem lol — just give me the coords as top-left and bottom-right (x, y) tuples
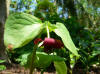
(29, 45), (37, 74)
(41, 69), (44, 74)
(46, 26), (50, 38)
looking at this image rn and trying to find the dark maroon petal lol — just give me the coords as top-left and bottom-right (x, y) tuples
(34, 38), (42, 45)
(54, 40), (64, 48)
(44, 46), (53, 52)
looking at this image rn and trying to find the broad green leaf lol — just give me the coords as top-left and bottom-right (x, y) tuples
(4, 12), (43, 49)
(54, 23), (79, 56)
(54, 61), (67, 74)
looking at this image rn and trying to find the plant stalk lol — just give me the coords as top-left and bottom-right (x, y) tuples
(29, 45), (37, 74)
(46, 26), (50, 38)
(41, 69), (44, 74)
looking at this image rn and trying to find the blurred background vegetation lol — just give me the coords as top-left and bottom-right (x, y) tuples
(9, 0), (100, 73)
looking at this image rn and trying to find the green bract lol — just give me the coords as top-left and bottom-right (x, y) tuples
(54, 61), (67, 74)
(4, 13), (43, 49)
(54, 23), (79, 56)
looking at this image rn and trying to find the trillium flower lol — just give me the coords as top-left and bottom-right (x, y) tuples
(34, 38), (64, 52)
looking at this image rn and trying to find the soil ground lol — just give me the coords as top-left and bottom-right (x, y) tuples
(0, 64), (100, 74)
(0, 64), (56, 74)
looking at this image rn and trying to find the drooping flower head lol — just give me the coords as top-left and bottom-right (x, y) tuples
(34, 38), (64, 52)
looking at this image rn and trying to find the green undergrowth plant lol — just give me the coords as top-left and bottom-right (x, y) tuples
(4, 12), (79, 74)
(0, 60), (6, 71)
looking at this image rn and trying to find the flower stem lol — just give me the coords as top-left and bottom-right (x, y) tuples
(46, 26), (50, 38)
(29, 45), (37, 74)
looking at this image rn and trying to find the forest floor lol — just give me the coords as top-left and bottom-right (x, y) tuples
(0, 64), (100, 74)
(0, 64), (56, 74)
